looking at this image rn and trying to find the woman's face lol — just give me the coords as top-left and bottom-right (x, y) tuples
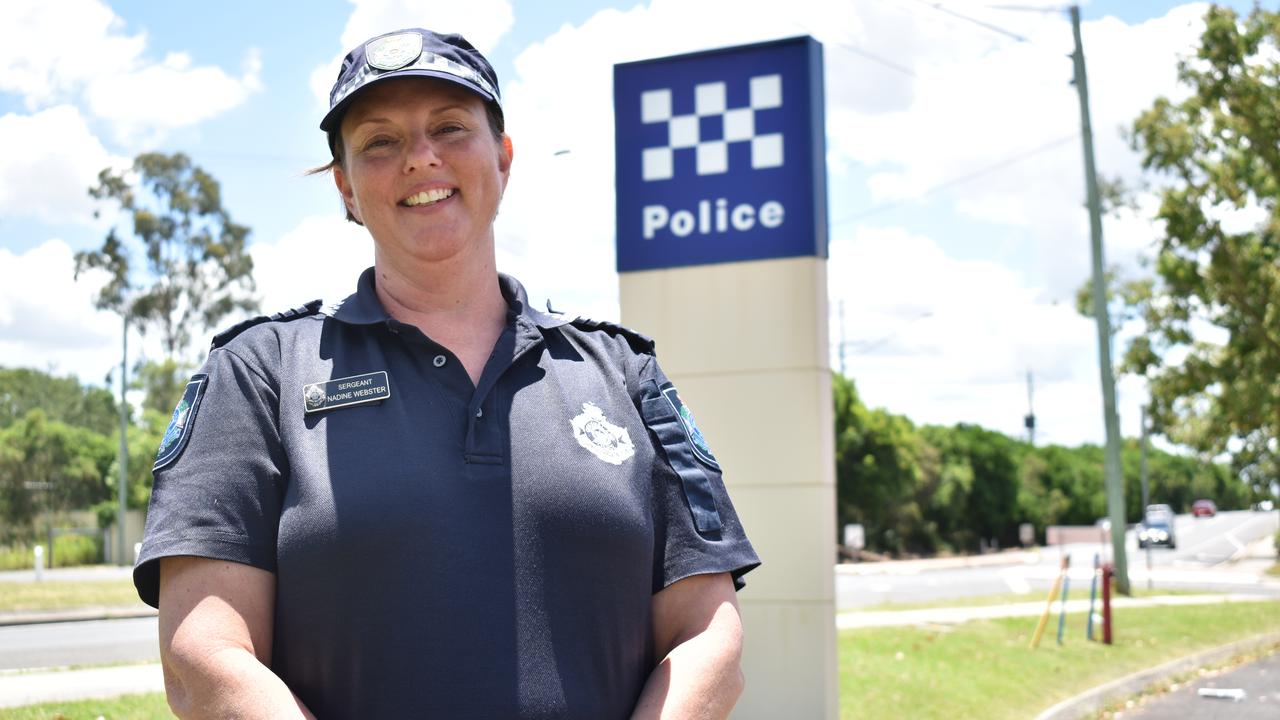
(334, 77), (512, 267)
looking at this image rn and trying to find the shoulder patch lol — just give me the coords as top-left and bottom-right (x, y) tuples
(211, 299), (324, 349)
(568, 316), (656, 354)
(660, 383), (720, 470)
(154, 374), (208, 471)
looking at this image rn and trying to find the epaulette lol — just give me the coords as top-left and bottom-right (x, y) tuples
(567, 316), (656, 354)
(210, 299), (324, 350)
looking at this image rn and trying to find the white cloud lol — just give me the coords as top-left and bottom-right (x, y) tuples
(85, 49), (262, 140)
(825, 3), (1210, 300)
(309, 0), (517, 111)
(0, 215), (374, 384)
(492, 1), (1213, 312)
(249, 214), (374, 314)
(827, 225), (1145, 445)
(0, 239), (123, 382)
(0, 105), (127, 223)
(0, 0), (261, 139)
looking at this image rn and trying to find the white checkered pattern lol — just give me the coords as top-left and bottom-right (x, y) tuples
(640, 74), (783, 182)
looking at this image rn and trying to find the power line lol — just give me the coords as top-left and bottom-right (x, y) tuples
(831, 133), (1078, 227)
(910, 0), (1029, 42)
(832, 42), (916, 78)
(783, 19), (916, 78)
(984, 3), (1069, 14)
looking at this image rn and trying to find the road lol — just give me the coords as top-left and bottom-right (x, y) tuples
(0, 616), (158, 670)
(837, 509), (1279, 609)
(1123, 648), (1280, 719)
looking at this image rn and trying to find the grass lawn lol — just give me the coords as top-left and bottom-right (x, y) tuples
(0, 579), (142, 613)
(844, 586), (1204, 613)
(0, 693), (171, 720)
(839, 598), (1280, 720)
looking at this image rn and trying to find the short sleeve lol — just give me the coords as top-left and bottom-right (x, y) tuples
(133, 346), (287, 608)
(635, 355), (760, 593)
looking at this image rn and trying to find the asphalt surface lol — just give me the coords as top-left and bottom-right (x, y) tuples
(0, 616), (159, 671)
(838, 510), (1279, 609)
(1122, 648), (1280, 719)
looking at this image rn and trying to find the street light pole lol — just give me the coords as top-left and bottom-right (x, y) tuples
(116, 314), (128, 565)
(1071, 4), (1129, 594)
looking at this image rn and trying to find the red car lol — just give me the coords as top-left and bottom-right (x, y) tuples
(1192, 499), (1217, 517)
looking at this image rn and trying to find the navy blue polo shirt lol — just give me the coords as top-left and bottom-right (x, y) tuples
(134, 268), (758, 719)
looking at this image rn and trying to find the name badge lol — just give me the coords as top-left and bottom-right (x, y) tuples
(303, 371), (391, 414)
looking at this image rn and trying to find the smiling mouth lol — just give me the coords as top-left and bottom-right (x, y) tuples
(401, 188), (454, 207)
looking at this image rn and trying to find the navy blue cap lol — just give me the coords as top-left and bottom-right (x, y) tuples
(320, 28), (502, 133)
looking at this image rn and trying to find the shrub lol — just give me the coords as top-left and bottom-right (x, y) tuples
(52, 533), (102, 566)
(0, 534), (103, 570)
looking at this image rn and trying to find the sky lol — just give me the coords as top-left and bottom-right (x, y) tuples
(0, 0), (1260, 448)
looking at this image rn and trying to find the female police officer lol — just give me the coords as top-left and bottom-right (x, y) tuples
(133, 28), (758, 719)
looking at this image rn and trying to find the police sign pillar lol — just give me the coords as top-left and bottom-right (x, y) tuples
(614, 37), (836, 718)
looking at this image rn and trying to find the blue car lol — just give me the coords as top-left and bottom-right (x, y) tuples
(1138, 518), (1177, 549)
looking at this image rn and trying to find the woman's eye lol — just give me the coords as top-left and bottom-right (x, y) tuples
(364, 137), (395, 150)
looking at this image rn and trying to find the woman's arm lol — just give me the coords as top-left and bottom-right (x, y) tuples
(158, 556), (315, 719)
(631, 572), (745, 720)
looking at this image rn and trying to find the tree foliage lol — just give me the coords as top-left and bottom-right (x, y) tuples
(0, 368), (119, 435)
(832, 373), (1251, 556)
(0, 367), (169, 539)
(133, 358), (192, 417)
(1120, 6), (1280, 493)
(75, 152), (258, 359)
(0, 410), (114, 542)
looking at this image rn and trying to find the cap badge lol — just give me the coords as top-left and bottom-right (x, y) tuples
(366, 32), (423, 71)
(571, 402), (635, 465)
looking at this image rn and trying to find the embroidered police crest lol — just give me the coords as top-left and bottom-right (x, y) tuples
(154, 374), (208, 471)
(661, 384), (720, 470)
(570, 402), (635, 465)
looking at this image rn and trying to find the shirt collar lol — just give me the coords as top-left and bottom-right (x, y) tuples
(498, 273), (572, 331)
(324, 266), (572, 331)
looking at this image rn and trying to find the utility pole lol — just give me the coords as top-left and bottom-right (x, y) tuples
(1025, 370), (1036, 446)
(116, 315), (129, 566)
(1071, 4), (1129, 594)
(1140, 405), (1152, 589)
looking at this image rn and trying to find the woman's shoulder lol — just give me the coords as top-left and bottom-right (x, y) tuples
(559, 314), (656, 357)
(210, 299), (326, 351)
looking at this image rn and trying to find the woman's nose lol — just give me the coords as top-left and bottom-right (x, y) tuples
(403, 135), (442, 173)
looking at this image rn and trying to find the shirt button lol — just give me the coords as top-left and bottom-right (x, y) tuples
(475, 407), (484, 418)
(433, 355), (447, 368)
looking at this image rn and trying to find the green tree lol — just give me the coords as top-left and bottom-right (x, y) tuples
(0, 410), (114, 541)
(0, 368), (118, 435)
(90, 409), (170, 522)
(1122, 6), (1280, 497)
(133, 358), (192, 417)
(833, 374), (926, 555)
(922, 424), (1023, 551)
(74, 152), (259, 359)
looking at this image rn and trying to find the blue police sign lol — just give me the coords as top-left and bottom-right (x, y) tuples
(614, 37), (827, 272)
